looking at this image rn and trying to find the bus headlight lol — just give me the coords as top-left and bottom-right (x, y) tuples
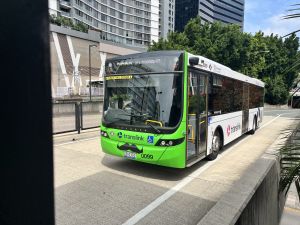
(155, 138), (184, 147)
(101, 130), (109, 138)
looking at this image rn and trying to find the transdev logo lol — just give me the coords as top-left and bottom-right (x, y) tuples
(227, 123), (241, 136)
(227, 125), (231, 136)
(147, 136), (154, 144)
(118, 132), (123, 138)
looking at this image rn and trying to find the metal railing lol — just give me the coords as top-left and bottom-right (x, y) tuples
(55, 87), (104, 98)
(52, 101), (103, 134)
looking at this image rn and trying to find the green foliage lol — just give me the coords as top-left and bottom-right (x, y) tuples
(149, 17), (300, 105)
(73, 21), (88, 33)
(49, 14), (88, 33)
(264, 76), (289, 104)
(279, 128), (300, 200)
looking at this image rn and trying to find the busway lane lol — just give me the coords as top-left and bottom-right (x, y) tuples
(54, 113), (297, 225)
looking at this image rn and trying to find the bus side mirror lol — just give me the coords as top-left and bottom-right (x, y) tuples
(189, 57), (199, 66)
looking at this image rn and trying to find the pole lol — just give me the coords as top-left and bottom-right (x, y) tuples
(1, 0), (54, 224)
(89, 44), (97, 101)
(89, 45), (92, 101)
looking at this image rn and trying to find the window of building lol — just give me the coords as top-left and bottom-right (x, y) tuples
(110, 8), (116, 16)
(110, 17), (116, 25)
(101, 5), (107, 13)
(101, 14), (107, 21)
(94, 1), (98, 9)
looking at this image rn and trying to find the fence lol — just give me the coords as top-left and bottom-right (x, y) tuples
(55, 87), (104, 98)
(52, 101), (103, 134)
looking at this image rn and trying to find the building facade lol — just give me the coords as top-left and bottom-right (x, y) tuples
(159, 0), (175, 38)
(49, 24), (145, 98)
(51, 0), (160, 47)
(175, 0), (245, 32)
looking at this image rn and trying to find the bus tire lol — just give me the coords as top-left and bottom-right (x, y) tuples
(249, 116), (257, 135)
(207, 130), (222, 160)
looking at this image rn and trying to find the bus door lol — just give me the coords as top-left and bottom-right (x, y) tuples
(187, 70), (208, 160)
(242, 83), (249, 133)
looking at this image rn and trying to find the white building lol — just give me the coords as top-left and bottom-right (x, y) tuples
(50, 0), (160, 47)
(159, 0), (175, 38)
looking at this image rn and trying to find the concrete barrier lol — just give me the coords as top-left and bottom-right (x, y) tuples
(52, 103), (76, 115)
(52, 101), (103, 115)
(197, 132), (289, 225)
(81, 102), (103, 113)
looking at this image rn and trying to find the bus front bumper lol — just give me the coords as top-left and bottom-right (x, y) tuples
(101, 137), (186, 168)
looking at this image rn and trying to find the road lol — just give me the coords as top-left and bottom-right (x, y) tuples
(53, 109), (300, 225)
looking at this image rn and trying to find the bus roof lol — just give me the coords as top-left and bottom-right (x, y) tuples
(106, 51), (264, 87)
(188, 53), (265, 87)
(106, 50), (184, 62)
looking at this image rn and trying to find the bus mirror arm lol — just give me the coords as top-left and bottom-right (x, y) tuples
(189, 57), (199, 66)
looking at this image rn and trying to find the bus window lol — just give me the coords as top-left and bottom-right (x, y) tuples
(208, 75), (234, 115)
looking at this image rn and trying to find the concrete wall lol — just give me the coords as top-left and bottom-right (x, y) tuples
(235, 159), (283, 225)
(49, 25), (146, 99)
(52, 101), (103, 115)
(198, 133), (288, 225)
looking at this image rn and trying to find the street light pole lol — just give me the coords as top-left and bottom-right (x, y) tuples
(89, 44), (97, 101)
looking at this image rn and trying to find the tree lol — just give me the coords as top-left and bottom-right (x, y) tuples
(149, 17), (300, 105)
(264, 76), (289, 104)
(49, 14), (88, 33)
(278, 2), (300, 202)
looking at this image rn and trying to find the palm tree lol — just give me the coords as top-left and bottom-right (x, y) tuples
(279, 127), (300, 199)
(279, 3), (300, 200)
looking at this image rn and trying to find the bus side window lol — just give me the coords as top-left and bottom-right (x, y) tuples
(208, 75), (235, 115)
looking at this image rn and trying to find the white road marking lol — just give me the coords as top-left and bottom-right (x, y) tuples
(122, 114), (282, 225)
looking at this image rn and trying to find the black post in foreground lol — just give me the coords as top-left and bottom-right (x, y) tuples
(89, 44), (97, 101)
(0, 1), (54, 225)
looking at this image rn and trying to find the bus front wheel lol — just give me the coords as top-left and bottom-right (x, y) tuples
(207, 130), (222, 160)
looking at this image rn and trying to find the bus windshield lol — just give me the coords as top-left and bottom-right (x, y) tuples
(103, 73), (183, 129)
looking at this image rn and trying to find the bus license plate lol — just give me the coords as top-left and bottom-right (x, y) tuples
(124, 151), (136, 159)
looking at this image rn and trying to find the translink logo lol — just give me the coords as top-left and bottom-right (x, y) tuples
(117, 132), (144, 141)
(118, 132), (123, 138)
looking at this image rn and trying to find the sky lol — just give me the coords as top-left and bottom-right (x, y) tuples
(244, 0), (300, 36)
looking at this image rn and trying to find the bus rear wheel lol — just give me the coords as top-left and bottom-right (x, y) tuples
(207, 130), (222, 160)
(249, 116), (257, 135)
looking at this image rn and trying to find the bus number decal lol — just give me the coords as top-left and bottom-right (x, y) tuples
(141, 154), (153, 160)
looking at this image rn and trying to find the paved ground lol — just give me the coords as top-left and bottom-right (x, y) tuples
(53, 109), (300, 225)
(280, 208), (300, 225)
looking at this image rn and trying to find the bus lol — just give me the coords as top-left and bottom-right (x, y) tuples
(100, 51), (264, 168)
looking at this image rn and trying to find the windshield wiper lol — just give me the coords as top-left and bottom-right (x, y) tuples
(105, 113), (161, 134)
(145, 122), (161, 134)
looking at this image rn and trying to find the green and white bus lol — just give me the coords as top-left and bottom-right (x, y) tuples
(101, 51), (264, 168)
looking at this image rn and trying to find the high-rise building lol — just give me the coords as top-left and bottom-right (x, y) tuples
(175, 0), (245, 32)
(49, 0), (59, 15)
(159, 0), (175, 38)
(51, 0), (160, 47)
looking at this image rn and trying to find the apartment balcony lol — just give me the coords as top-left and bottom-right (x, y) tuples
(60, 0), (71, 9)
(60, 11), (71, 18)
